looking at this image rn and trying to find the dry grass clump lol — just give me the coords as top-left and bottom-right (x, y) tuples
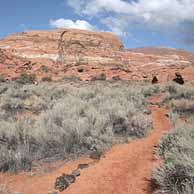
(163, 82), (194, 103)
(0, 81), (157, 172)
(170, 99), (194, 116)
(161, 82), (194, 117)
(0, 184), (21, 194)
(152, 125), (194, 194)
(151, 82), (194, 194)
(0, 184), (11, 194)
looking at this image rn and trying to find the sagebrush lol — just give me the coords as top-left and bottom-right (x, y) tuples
(0, 81), (158, 172)
(152, 125), (194, 194)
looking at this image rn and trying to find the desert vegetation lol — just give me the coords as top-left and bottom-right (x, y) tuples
(0, 184), (18, 194)
(0, 80), (159, 172)
(0, 75), (5, 83)
(152, 124), (194, 194)
(0, 184), (10, 194)
(161, 82), (194, 124)
(14, 73), (37, 84)
(152, 82), (194, 194)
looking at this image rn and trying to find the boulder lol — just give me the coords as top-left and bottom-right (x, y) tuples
(152, 76), (158, 84)
(77, 163), (89, 169)
(72, 169), (81, 177)
(62, 173), (76, 184)
(55, 176), (69, 191)
(173, 72), (184, 85)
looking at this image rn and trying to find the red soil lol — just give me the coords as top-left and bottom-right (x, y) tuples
(0, 96), (172, 194)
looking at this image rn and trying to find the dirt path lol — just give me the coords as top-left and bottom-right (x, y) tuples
(0, 96), (172, 194)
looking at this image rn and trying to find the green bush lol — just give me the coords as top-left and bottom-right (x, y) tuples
(16, 73), (36, 84)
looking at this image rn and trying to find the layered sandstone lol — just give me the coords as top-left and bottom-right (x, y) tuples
(0, 28), (194, 82)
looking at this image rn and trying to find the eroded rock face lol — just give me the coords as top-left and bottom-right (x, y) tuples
(0, 49), (29, 79)
(0, 29), (194, 82)
(0, 29), (123, 60)
(0, 29), (125, 80)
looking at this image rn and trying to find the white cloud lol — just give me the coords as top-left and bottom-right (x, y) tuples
(130, 0), (194, 27)
(101, 16), (129, 36)
(68, 0), (194, 25)
(68, 0), (194, 43)
(83, 0), (133, 15)
(49, 18), (96, 31)
(67, 0), (85, 14)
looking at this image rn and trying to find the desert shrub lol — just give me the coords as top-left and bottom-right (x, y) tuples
(1, 98), (24, 115)
(0, 184), (10, 194)
(0, 184), (21, 194)
(152, 154), (194, 194)
(141, 84), (161, 97)
(0, 75), (6, 82)
(0, 85), (8, 95)
(16, 73), (36, 84)
(170, 99), (194, 116)
(40, 65), (49, 73)
(128, 113), (152, 137)
(162, 83), (194, 104)
(63, 75), (81, 82)
(41, 76), (52, 82)
(0, 118), (34, 172)
(152, 125), (194, 194)
(91, 73), (106, 81)
(112, 76), (121, 81)
(152, 83), (194, 193)
(161, 83), (194, 121)
(0, 81), (155, 172)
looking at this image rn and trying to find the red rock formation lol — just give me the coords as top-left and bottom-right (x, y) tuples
(0, 29), (194, 82)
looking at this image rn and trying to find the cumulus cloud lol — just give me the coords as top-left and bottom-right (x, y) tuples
(68, 0), (194, 44)
(49, 18), (96, 31)
(68, 0), (194, 25)
(101, 16), (130, 36)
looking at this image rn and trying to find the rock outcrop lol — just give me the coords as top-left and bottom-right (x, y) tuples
(0, 29), (123, 62)
(0, 28), (194, 82)
(173, 72), (184, 85)
(152, 76), (159, 84)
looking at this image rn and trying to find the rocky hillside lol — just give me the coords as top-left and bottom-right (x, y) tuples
(0, 28), (194, 82)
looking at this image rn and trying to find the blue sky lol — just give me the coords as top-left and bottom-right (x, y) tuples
(0, 0), (194, 51)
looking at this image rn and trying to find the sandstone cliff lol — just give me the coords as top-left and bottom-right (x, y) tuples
(0, 28), (194, 82)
